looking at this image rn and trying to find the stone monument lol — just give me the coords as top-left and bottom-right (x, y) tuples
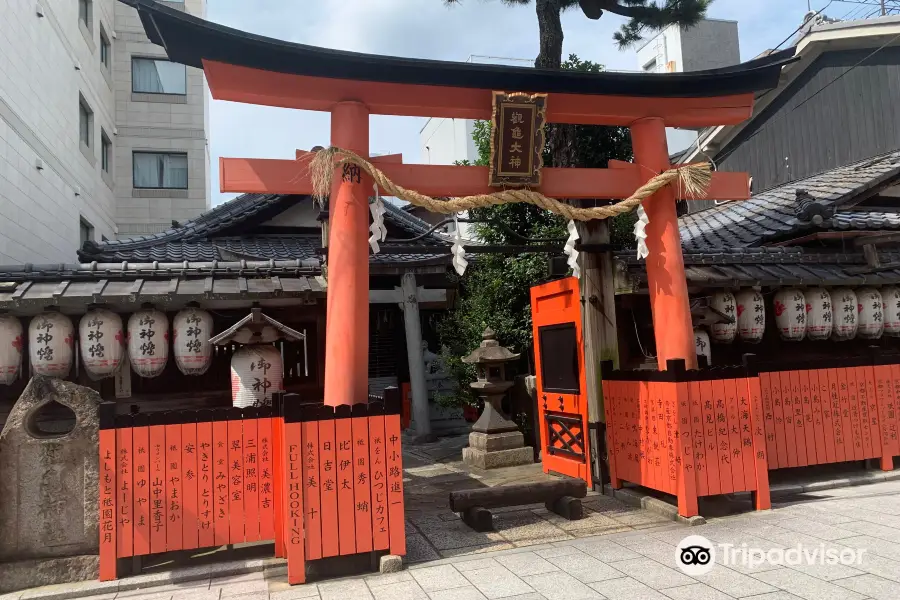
(0, 376), (102, 592)
(461, 328), (533, 469)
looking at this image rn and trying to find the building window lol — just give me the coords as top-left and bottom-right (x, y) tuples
(101, 130), (111, 172)
(79, 98), (93, 148)
(133, 152), (188, 189)
(80, 218), (94, 245)
(132, 58), (187, 95)
(78, 0), (92, 31)
(100, 27), (110, 68)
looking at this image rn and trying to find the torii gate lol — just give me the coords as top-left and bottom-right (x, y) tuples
(120, 0), (793, 582)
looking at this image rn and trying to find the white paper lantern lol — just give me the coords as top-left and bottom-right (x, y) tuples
(29, 312), (74, 378)
(831, 288), (858, 341)
(230, 345), (283, 408)
(128, 308), (169, 378)
(694, 328), (712, 366)
(79, 309), (124, 379)
(805, 288), (833, 341)
(882, 286), (900, 337)
(0, 315), (23, 385)
(857, 288), (884, 340)
(710, 291), (737, 343)
(774, 289), (806, 341)
(736, 290), (765, 343)
(173, 307), (213, 375)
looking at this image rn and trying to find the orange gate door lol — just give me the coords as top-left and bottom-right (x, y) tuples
(530, 276), (591, 487)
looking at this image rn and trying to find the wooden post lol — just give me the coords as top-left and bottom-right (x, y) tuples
(577, 219), (619, 489)
(630, 118), (697, 370)
(400, 272), (433, 441)
(324, 101), (371, 407)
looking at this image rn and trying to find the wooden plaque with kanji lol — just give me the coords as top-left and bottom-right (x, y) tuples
(489, 91), (547, 187)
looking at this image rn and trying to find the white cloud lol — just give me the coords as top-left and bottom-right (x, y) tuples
(206, 0), (818, 205)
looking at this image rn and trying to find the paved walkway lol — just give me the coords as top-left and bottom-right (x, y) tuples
(20, 477), (896, 600)
(400, 435), (672, 561)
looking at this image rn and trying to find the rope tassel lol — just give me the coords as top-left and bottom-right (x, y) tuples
(564, 220), (580, 278)
(368, 184), (387, 254)
(451, 213), (468, 276)
(309, 146), (712, 222)
(634, 206), (650, 260)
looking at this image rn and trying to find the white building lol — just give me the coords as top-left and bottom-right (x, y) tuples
(0, 0), (209, 264)
(636, 19), (741, 154)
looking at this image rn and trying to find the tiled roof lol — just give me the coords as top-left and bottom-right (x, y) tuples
(79, 194), (448, 264)
(621, 246), (900, 288)
(680, 151), (900, 251)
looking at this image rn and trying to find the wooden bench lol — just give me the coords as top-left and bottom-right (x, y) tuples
(448, 479), (587, 532)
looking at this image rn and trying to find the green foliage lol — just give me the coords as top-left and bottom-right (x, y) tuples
(611, 0), (712, 49)
(442, 0), (711, 49)
(438, 54), (636, 407)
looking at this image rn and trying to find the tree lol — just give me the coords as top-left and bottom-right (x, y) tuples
(444, 1), (711, 65)
(437, 55), (633, 412)
(444, 0), (711, 165)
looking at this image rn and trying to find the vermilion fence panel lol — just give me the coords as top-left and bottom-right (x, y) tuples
(181, 418), (199, 550)
(242, 411), (260, 543)
(257, 415), (276, 542)
(116, 423), (134, 559)
(369, 410), (390, 551)
(133, 416), (151, 556)
(686, 380), (708, 497)
(352, 405), (373, 554)
(602, 361), (768, 518)
(807, 370), (827, 466)
(100, 396), (407, 582)
(149, 416), (167, 554)
(334, 408), (357, 556)
(197, 415), (215, 549)
(300, 417), (322, 560)
(165, 420), (183, 552)
(317, 416), (339, 558)
(599, 356), (900, 521)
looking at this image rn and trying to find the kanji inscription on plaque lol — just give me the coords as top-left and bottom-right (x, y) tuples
(489, 91), (547, 187)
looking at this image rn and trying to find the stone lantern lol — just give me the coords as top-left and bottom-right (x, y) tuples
(461, 328), (533, 469)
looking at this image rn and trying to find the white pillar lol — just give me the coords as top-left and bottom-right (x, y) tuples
(401, 272), (432, 440)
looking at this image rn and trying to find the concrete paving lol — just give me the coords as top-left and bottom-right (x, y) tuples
(11, 478), (900, 600)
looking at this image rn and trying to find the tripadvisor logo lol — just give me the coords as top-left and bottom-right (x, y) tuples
(676, 535), (866, 575)
(676, 535), (715, 576)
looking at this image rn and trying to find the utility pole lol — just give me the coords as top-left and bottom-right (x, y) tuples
(883, 0), (888, 17)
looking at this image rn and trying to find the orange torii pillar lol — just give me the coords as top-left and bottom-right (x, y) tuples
(630, 117), (697, 371)
(325, 101), (372, 406)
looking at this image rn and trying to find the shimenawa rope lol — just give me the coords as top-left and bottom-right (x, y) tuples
(308, 146), (711, 221)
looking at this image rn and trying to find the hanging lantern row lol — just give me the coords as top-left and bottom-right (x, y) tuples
(775, 287), (891, 342)
(702, 286), (900, 345)
(0, 307), (214, 385)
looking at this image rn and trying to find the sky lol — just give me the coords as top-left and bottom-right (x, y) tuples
(205, 0), (835, 206)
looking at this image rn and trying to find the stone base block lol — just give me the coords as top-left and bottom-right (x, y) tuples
(462, 445), (533, 469)
(461, 506), (493, 532)
(0, 555), (99, 593)
(468, 431), (525, 452)
(379, 554), (403, 574)
(546, 495), (584, 521)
